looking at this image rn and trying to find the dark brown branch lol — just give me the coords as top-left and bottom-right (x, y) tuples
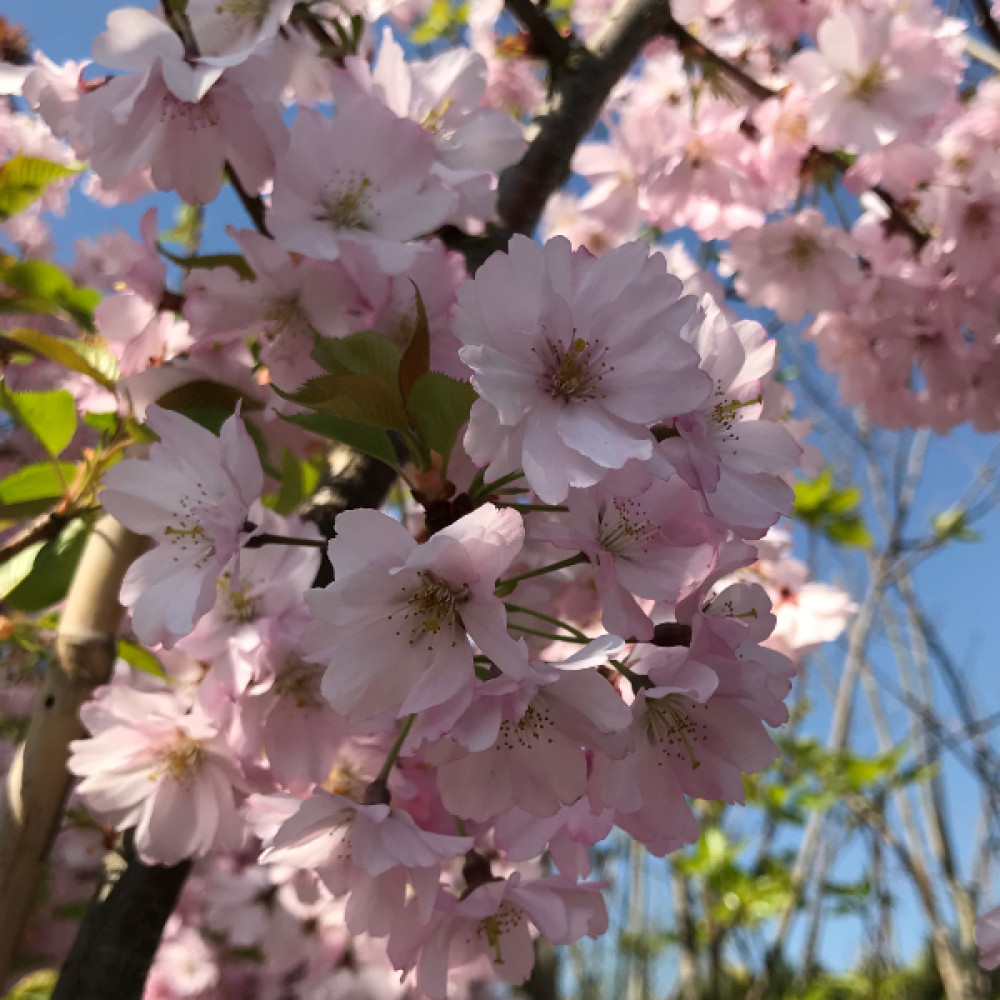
(664, 15), (774, 101)
(224, 163), (271, 238)
(503, 0), (574, 70)
(971, 0), (1000, 54)
(495, 0), (673, 241)
(50, 839), (191, 1000)
(0, 509), (71, 568)
(49, 453), (398, 996)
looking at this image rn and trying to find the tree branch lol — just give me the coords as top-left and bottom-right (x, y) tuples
(495, 0), (673, 241)
(503, 0), (574, 71)
(0, 517), (146, 985)
(48, 448), (399, 998)
(225, 163), (270, 238)
(970, 0), (1000, 54)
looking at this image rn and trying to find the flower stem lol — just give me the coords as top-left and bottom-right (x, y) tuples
(494, 503), (569, 512)
(243, 532), (328, 550)
(375, 713), (417, 785)
(611, 658), (652, 690)
(472, 469), (526, 501)
(504, 602), (589, 640)
(508, 623), (589, 644)
(495, 553), (588, 592)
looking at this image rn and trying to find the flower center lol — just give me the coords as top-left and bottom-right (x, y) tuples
(597, 497), (657, 555)
(319, 176), (374, 230)
(216, 0), (271, 27)
(787, 232), (820, 269)
(153, 731), (206, 785)
(644, 694), (706, 769)
(419, 97), (454, 136)
(394, 572), (469, 643)
(262, 293), (306, 342)
(496, 702), (554, 751)
(479, 902), (526, 965)
(849, 63), (886, 104)
(537, 336), (610, 404)
(272, 657), (324, 709)
(218, 571), (259, 623)
(162, 487), (217, 570)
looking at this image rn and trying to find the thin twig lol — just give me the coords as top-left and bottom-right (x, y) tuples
(504, 0), (574, 70)
(224, 163), (271, 238)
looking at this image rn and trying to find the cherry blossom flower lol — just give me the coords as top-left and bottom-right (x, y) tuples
(267, 98), (457, 274)
(333, 28), (527, 223)
(68, 687), (246, 864)
(303, 504), (528, 723)
(977, 904), (1000, 970)
(100, 405), (263, 647)
(388, 873), (607, 998)
(77, 8), (286, 204)
(457, 236), (711, 504)
(727, 210), (863, 323)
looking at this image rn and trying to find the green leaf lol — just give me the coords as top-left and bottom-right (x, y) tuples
(118, 639), (170, 680)
(406, 372), (477, 468)
(3, 389), (77, 458)
(265, 448), (321, 515)
(155, 379), (261, 434)
(792, 468), (833, 517)
(931, 506), (980, 544)
(311, 329), (401, 382)
(157, 244), (255, 281)
(825, 515), (874, 549)
(0, 541), (45, 601)
(0, 462), (78, 518)
(0, 154), (82, 222)
(280, 412), (400, 470)
(83, 411), (119, 434)
(2, 328), (119, 390)
(0, 259), (101, 330)
(2, 968), (58, 1000)
(276, 373), (410, 431)
(5, 517), (90, 611)
(398, 283), (431, 401)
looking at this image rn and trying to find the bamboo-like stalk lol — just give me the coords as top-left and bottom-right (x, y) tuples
(0, 516), (144, 985)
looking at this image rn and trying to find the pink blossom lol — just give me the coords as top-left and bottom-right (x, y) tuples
(68, 687), (246, 864)
(267, 99), (458, 274)
(456, 236), (710, 504)
(334, 28), (527, 223)
(389, 873), (607, 998)
(977, 904), (1000, 970)
(427, 651), (632, 821)
(100, 406), (263, 647)
(532, 475), (719, 640)
(262, 790), (471, 935)
(184, 228), (364, 389)
(655, 298), (802, 537)
(787, 6), (960, 154)
(727, 210), (863, 323)
(187, 0), (295, 63)
(77, 8), (286, 204)
(303, 504), (528, 724)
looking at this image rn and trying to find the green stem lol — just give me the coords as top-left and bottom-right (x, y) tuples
(504, 603), (589, 640)
(454, 816), (468, 837)
(473, 469), (526, 500)
(495, 503), (569, 513)
(611, 658), (651, 690)
(508, 623), (589, 644)
(375, 713), (417, 784)
(495, 553), (588, 591)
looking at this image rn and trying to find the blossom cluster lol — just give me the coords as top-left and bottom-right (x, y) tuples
(545, 0), (1000, 433)
(8, 0), (996, 993)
